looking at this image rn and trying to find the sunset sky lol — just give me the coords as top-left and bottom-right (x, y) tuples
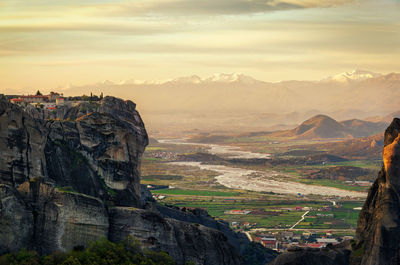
(1, 0), (399, 91)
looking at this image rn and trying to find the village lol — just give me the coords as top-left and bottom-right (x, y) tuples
(226, 202), (357, 253)
(8, 91), (104, 109)
(249, 229), (353, 252)
(6, 91), (105, 121)
(9, 91), (66, 109)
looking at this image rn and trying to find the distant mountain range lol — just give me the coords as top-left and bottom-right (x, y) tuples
(102, 70), (385, 86)
(323, 69), (382, 83)
(272, 114), (388, 139)
(29, 70), (400, 134)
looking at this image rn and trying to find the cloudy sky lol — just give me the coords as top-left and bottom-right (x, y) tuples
(1, 0), (399, 91)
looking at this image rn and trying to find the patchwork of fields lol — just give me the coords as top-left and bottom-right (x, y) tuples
(143, 136), (374, 240)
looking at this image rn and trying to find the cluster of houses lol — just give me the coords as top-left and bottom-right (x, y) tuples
(344, 180), (372, 187)
(252, 230), (353, 252)
(231, 221), (257, 229)
(9, 92), (65, 110)
(153, 194), (166, 200)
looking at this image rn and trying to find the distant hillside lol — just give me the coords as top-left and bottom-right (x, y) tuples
(366, 110), (400, 123)
(339, 119), (388, 138)
(317, 133), (384, 160)
(271, 115), (387, 139)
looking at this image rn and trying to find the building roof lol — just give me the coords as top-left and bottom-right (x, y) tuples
(307, 243), (324, 248)
(262, 240), (277, 245)
(317, 238), (338, 243)
(261, 237), (276, 241)
(10, 98), (23, 102)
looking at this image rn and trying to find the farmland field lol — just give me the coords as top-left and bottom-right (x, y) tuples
(143, 136), (373, 238)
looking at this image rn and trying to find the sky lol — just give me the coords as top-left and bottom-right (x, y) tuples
(1, 0), (399, 91)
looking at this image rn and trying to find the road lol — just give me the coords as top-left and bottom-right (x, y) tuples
(245, 231), (253, 241)
(289, 210), (310, 230)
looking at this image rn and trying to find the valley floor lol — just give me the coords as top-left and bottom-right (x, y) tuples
(142, 135), (377, 252)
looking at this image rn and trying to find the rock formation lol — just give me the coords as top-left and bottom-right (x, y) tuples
(353, 118), (400, 265)
(268, 244), (351, 265)
(0, 96), (264, 265)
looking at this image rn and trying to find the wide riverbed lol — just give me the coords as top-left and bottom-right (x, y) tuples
(159, 139), (366, 198)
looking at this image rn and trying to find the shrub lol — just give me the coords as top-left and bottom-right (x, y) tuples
(0, 237), (179, 265)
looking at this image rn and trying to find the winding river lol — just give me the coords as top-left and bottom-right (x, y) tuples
(159, 139), (366, 198)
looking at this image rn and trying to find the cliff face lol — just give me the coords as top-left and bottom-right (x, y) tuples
(354, 118), (400, 265)
(0, 96), (248, 265)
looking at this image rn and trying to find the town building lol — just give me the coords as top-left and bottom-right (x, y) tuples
(9, 92), (65, 105)
(261, 237), (278, 249)
(56, 97), (65, 106)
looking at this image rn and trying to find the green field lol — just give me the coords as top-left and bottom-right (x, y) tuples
(142, 174), (183, 181)
(145, 146), (166, 151)
(143, 141), (367, 232)
(296, 205), (361, 229)
(152, 188), (239, 197)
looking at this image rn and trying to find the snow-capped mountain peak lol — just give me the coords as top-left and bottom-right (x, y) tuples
(164, 73), (263, 85)
(169, 75), (203, 84)
(204, 73), (262, 84)
(325, 69), (382, 82)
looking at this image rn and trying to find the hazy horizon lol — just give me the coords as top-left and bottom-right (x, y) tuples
(1, 0), (399, 90)
(2, 0), (400, 135)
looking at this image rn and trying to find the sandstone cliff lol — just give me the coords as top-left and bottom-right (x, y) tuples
(353, 118), (400, 265)
(0, 96), (256, 265)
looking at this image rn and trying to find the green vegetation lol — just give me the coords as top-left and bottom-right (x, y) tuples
(158, 196), (331, 228)
(142, 175), (183, 181)
(152, 188), (238, 197)
(143, 157), (163, 161)
(298, 179), (367, 192)
(146, 147), (166, 151)
(0, 237), (189, 265)
(99, 178), (117, 196)
(56, 186), (77, 193)
(296, 204), (361, 229)
(143, 139), (366, 234)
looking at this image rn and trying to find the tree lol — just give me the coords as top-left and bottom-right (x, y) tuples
(36, 90), (42, 96)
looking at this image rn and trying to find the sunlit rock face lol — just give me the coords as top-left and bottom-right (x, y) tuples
(0, 96), (249, 265)
(355, 118), (400, 265)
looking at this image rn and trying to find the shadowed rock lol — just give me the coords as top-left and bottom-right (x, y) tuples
(0, 96), (254, 265)
(268, 244), (351, 265)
